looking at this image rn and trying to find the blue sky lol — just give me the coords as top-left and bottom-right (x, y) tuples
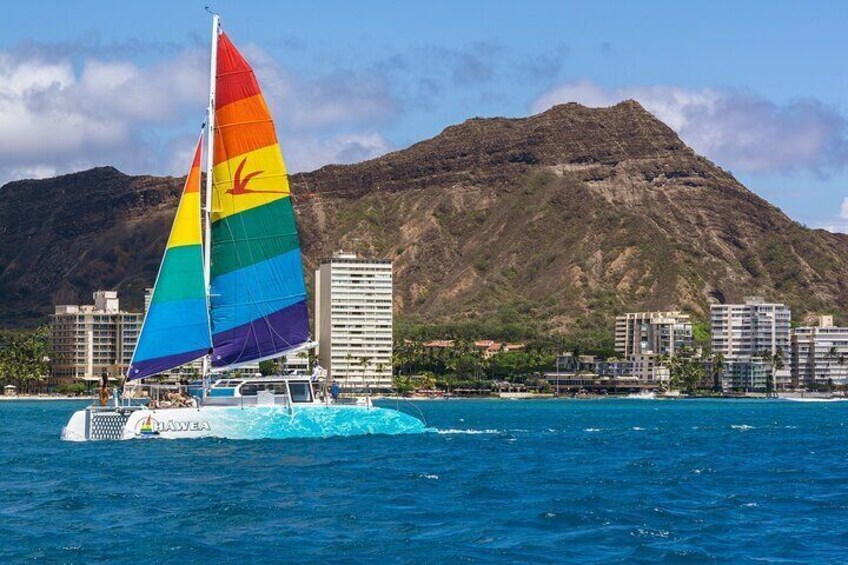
(1, 0), (846, 230)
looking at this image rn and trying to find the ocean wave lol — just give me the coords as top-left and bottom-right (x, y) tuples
(631, 528), (670, 539)
(731, 424), (754, 431)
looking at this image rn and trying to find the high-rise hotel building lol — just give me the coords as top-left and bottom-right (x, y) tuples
(615, 311), (693, 358)
(791, 316), (848, 387)
(50, 291), (143, 386)
(710, 297), (791, 390)
(314, 251), (393, 391)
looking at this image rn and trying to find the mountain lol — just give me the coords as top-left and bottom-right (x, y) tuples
(2, 101), (848, 335)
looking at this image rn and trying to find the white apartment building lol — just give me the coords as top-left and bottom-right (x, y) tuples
(615, 311), (693, 358)
(711, 297), (791, 391)
(50, 291), (143, 386)
(315, 251), (393, 391)
(792, 316), (848, 387)
(630, 353), (671, 386)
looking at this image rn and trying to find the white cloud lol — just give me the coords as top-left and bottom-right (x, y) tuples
(245, 45), (397, 132)
(0, 49), (207, 182)
(532, 80), (848, 176)
(284, 131), (392, 173)
(0, 42), (397, 184)
(841, 197), (848, 219)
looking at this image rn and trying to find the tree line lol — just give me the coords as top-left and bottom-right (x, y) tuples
(0, 326), (51, 394)
(392, 338), (558, 392)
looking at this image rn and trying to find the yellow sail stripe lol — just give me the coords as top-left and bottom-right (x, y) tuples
(211, 143), (290, 222)
(166, 192), (203, 248)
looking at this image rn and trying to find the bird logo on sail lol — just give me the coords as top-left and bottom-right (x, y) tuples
(226, 157), (279, 195)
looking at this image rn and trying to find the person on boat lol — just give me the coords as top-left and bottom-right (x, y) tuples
(98, 371), (110, 406)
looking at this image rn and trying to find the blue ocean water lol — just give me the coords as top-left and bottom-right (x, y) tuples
(2, 399), (848, 564)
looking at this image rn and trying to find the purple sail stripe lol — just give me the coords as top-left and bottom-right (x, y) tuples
(211, 299), (310, 368)
(127, 348), (210, 381)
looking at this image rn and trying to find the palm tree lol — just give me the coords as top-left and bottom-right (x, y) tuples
(827, 346), (839, 387)
(711, 353), (725, 393)
(759, 348), (784, 397)
(344, 351), (354, 394)
(358, 356), (372, 394)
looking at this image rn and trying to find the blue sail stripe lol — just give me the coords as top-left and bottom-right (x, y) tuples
(132, 298), (211, 363)
(210, 248), (306, 335)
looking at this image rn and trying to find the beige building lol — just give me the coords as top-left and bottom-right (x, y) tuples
(791, 316), (848, 388)
(615, 311), (693, 358)
(315, 251), (393, 391)
(50, 291), (143, 386)
(630, 353), (671, 385)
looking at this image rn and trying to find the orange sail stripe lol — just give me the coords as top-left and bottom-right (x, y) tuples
(184, 142), (202, 194)
(214, 94), (278, 165)
(216, 32), (261, 109)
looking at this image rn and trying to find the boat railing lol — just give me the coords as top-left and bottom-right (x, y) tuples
(203, 393), (293, 412)
(333, 396), (373, 407)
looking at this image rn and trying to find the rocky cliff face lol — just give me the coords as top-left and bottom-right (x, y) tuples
(2, 101), (847, 331)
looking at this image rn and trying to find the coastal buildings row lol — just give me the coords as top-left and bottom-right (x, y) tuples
(45, 275), (848, 394)
(551, 297), (848, 393)
(48, 252), (395, 391)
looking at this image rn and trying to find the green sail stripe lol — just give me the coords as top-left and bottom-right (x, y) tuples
(150, 244), (207, 305)
(211, 196), (300, 277)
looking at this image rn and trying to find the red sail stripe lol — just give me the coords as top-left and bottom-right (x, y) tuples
(216, 32), (262, 109)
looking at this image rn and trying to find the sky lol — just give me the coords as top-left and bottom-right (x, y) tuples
(1, 0), (847, 230)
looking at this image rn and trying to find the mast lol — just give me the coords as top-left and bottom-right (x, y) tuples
(202, 11), (219, 378)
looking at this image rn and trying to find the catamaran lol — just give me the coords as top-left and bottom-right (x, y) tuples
(61, 14), (426, 441)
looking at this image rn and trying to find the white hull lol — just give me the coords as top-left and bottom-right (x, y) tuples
(62, 404), (427, 441)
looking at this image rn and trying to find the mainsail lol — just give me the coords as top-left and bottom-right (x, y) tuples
(127, 138), (212, 380)
(209, 31), (310, 368)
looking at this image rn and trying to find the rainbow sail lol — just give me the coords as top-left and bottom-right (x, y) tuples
(127, 139), (212, 380)
(209, 31), (310, 368)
